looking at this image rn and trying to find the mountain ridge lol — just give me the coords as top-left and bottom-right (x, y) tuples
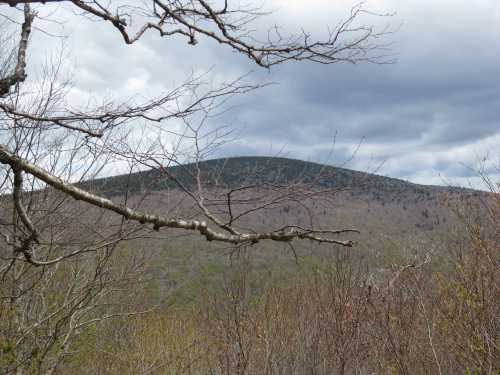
(80, 156), (479, 201)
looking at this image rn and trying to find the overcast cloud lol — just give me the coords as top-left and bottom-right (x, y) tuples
(7, 0), (500, 188)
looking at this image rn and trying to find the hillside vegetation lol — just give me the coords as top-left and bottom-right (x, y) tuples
(1, 157), (498, 374)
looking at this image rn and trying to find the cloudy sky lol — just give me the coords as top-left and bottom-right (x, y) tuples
(5, 0), (500, 188)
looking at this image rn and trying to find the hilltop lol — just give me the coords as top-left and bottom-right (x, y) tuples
(81, 156), (477, 202)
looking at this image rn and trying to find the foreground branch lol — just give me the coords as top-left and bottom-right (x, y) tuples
(0, 144), (356, 247)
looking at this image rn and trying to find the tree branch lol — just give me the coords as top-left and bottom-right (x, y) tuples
(0, 144), (356, 247)
(0, 1), (393, 68)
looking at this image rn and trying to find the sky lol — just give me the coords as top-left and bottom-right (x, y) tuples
(2, 0), (500, 189)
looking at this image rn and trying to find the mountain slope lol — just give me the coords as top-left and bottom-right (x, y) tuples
(81, 156), (477, 203)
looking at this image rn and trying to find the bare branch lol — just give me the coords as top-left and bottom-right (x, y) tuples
(0, 144), (356, 246)
(1, 1), (394, 68)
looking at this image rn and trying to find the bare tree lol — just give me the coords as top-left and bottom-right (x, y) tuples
(0, 2), (393, 372)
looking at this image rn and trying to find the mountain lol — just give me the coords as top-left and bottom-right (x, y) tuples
(77, 155), (485, 244)
(80, 156), (478, 203)
(74, 157), (488, 305)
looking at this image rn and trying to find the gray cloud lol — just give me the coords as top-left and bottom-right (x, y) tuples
(5, 0), (500, 188)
